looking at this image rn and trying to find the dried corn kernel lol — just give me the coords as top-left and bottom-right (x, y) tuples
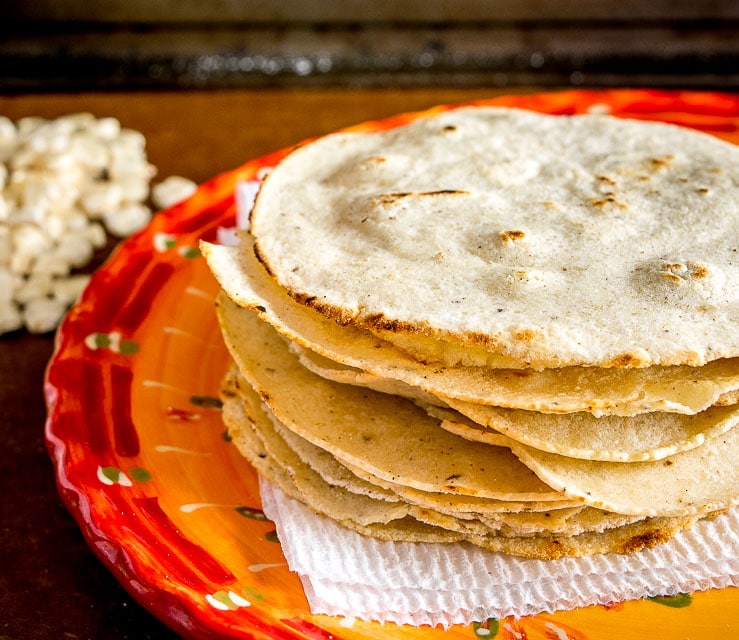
(23, 297), (66, 334)
(0, 112), (195, 334)
(0, 301), (23, 333)
(151, 175), (197, 210)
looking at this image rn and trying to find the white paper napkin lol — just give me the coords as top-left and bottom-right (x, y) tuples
(259, 478), (739, 627)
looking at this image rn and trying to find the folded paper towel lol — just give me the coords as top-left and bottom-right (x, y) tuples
(260, 478), (739, 627)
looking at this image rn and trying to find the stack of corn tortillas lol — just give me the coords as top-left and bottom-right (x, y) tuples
(202, 106), (739, 561)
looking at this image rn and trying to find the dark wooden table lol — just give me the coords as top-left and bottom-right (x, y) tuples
(0, 87), (512, 639)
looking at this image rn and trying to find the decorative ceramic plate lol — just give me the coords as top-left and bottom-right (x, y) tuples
(46, 90), (739, 640)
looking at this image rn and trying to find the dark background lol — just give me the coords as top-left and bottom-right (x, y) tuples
(1, 1), (739, 91)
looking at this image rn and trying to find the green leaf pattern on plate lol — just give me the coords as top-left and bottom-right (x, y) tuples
(84, 331), (139, 355)
(179, 246), (202, 259)
(473, 618), (499, 638)
(242, 586), (266, 602)
(206, 590), (252, 611)
(129, 467), (152, 483)
(235, 505), (270, 521)
(98, 465), (151, 486)
(153, 233), (178, 252)
(98, 466), (131, 486)
(648, 593), (693, 608)
(153, 231), (201, 259)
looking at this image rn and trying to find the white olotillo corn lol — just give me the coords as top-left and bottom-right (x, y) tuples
(0, 113), (197, 334)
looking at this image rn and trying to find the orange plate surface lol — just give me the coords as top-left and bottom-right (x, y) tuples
(46, 89), (739, 640)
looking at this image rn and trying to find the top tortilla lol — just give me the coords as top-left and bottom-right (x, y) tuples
(201, 240), (739, 415)
(249, 106), (739, 368)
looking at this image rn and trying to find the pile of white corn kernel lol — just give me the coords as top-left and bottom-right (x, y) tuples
(0, 113), (197, 335)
